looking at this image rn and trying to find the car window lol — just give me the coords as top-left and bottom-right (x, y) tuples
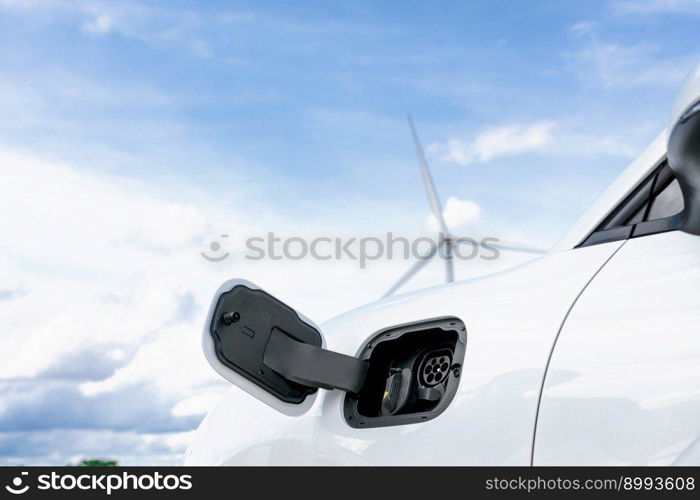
(647, 177), (684, 221)
(597, 168), (657, 231)
(625, 201), (648, 226)
(580, 160), (684, 247)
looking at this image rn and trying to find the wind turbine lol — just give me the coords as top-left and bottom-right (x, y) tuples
(382, 115), (547, 298)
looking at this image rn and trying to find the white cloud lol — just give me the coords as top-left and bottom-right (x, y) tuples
(0, 149), (235, 463)
(613, 0), (700, 15)
(568, 21), (596, 38)
(426, 196), (481, 232)
(549, 129), (641, 158)
(565, 23), (693, 89)
(431, 117), (642, 171)
(0, 0), (45, 8)
(569, 41), (688, 89)
(83, 13), (113, 34)
(1, 1), (216, 58)
(434, 120), (555, 165)
(125, 204), (209, 250)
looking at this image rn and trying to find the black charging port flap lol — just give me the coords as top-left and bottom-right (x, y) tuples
(208, 282), (368, 408)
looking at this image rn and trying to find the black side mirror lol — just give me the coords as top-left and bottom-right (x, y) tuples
(668, 100), (700, 235)
(667, 64), (700, 235)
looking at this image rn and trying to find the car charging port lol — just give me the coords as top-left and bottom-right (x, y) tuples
(343, 317), (466, 428)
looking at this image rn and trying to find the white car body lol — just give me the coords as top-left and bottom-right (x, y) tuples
(184, 68), (700, 466)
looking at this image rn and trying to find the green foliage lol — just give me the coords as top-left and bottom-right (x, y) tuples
(78, 459), (118, 467)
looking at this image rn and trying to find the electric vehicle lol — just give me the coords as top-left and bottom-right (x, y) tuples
(184, 64), (700, 466)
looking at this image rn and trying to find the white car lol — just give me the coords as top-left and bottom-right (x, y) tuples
(184, 65), (700, 466)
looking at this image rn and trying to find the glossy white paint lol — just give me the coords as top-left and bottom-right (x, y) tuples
(534, 231), (700, 465)
(185, 242), (622, 465)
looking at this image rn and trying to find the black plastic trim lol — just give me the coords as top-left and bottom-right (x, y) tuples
(211, 284), (371, 404)
(579, 225), (633, 247)
(210, 285), (323, 405)
(631, 213), (682, 238)
(599, 172), (656, 230)
(343, 317), (467, 429)
(263, 328), (368, 393)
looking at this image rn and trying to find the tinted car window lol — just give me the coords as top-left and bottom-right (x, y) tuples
(580, 160), (684, 247)
(599, 173), (655, 230)
(647, 178), (684, 221)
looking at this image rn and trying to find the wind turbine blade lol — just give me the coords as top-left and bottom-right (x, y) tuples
(407, 114), (450, 236)
(448, 232), (548, 255)
(443, 238), (454, 283)
(382, 245), (437, 298)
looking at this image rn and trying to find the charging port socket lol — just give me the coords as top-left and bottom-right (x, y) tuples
(343, 317), (466, 428)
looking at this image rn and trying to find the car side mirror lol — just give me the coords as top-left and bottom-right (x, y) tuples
(668, 63), (700, 235)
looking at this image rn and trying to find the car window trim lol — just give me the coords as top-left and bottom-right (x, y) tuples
(579, 160), (682, 247)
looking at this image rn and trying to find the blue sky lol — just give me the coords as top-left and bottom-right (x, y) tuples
(0, 0), (699, 464)
(2, 0), (697, 233)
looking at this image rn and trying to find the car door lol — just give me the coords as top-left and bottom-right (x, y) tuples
(533, 164), (700, 465)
